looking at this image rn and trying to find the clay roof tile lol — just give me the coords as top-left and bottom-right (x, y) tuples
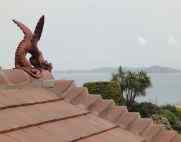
(0, 69), (179, 142)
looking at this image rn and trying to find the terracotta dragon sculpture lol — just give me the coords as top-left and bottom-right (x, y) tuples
(13, 15), (52, 78)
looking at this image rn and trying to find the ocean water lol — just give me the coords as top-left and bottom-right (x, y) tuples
(53, 72), (181, 105)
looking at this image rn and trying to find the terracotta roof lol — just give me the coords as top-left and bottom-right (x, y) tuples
(0, 69), (180, 142)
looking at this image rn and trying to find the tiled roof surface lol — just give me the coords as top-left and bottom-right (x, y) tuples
(0, 69), (180, 142)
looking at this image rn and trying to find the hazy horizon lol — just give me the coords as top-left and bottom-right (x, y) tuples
(53, 65), (181, 72)
(1, 0), (181, 70)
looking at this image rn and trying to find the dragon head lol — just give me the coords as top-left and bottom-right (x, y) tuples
(13, 15), (52, 72)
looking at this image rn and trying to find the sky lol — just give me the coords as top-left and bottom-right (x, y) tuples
(1, 0), (181, 70)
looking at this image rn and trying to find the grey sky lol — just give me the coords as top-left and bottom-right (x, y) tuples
(1, 0), (181, 70)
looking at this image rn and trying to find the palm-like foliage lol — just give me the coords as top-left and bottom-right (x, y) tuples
(112, 66), (151, 108)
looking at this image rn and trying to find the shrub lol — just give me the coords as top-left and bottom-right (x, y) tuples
(175, 107), (181, 121)
(159, 109), (178, 125)
(175, 112), (181, 121)
(161, 105), (177, 113)
(161, 105), (181, 121)
(172, 120), (181, 133)
(130, 102), (160, 117)
(83, 81), (124, 105)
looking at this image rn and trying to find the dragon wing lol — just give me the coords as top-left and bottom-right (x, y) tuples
(33, 15), (45, 42)
(12, 19), (33, 38)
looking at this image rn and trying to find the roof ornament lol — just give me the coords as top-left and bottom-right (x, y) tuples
(13, 15), (52, 78)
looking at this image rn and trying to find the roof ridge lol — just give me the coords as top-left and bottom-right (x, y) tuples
(58, 83), (180, 142)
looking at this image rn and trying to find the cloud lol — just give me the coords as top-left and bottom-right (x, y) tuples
(137, 36), (147, 46)
(168, 35), (178, 47)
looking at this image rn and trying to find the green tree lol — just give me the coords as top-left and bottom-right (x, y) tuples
(112, 66), (151, 108)
(83, 81), (123, 105)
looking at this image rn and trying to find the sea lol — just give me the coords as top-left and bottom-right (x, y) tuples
(53, 72), (181, 106)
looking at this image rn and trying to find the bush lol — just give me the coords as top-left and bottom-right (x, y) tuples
(130, 102), (160, 117)
(161, 105), (177, 113)
(172, 120), (181, 133)
(175, 107), (181, 121)
(83, 81), (124, 105)
(159, 109), (178, 125)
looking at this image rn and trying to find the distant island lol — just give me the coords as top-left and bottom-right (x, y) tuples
(55, 66), (181, 74)
(143, 66), (181, 73)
